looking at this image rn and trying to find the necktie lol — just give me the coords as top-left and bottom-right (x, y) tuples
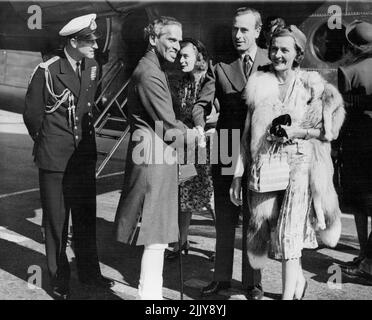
(76, 61), (81, 81)
(243, 55), (251, 78)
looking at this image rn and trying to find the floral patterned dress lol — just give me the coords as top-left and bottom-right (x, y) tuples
(174, 73), (214, 213)
(248, 70), (319, 260)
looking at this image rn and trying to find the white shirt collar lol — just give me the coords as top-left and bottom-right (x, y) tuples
(64, 47), (81, 71)
(241, 45), (258, 64)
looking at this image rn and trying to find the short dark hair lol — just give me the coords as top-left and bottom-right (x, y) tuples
(181, 38), (209, 72)
(234, 7), (262, 29)
(144, 16), (182, 40)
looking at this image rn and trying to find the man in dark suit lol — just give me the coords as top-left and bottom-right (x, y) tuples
(23, 14), (113, 300)
(338, 20), (372, 283)
(193, 7), (270, 299)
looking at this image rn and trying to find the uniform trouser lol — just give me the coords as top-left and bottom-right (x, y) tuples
(212, 166), (261, 288)
(39, 162), (100, 287)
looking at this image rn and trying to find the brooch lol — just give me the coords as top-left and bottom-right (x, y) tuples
(91, 66), (97, 81)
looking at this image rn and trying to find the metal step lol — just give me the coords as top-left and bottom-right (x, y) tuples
(107, 116), (126, 122)
(97, 150), (109, 156)
(93, 58), (130, 177)
(96, 132), (121, 140)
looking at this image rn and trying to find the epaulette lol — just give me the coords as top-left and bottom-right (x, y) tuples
(29, 56), (60, 83)
(28, 55), (74, 117)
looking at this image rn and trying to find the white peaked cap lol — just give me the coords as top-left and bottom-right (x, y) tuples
(59, 13), (97, 37)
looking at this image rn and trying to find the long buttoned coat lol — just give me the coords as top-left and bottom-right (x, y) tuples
(115, 50), (192, 246)
(23, 52), (98, 172)
(338, 56), (372, 197)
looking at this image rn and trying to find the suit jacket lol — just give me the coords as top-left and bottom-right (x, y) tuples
(338, 57), (372, 141)
(193, 47), (270, 133)
(23, 52), (99, 172)
(115, 50), (193, 246)
(338, 56), (372, 111)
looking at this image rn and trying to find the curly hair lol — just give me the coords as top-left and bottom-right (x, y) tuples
(263, 16), (286, 33)
(144, 16), (182, 41)
(181, 38), (209, 72)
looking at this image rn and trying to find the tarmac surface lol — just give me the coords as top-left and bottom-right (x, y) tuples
(1, 109), (372, 300)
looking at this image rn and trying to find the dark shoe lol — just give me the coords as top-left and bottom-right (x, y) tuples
(293, 281), (308, 300)
(52, 285), (69, 300)
(342, 265), (372, 283)
(165, 242), (190, 261)
(246, 284), (264, 300)
(200, 281), (230, 296)
(80, 275), (115, 288)
(340, 256), (365, 268)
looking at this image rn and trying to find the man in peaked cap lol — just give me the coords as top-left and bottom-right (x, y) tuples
(23, 13), (114, 300)
(338, 20), (372, 284)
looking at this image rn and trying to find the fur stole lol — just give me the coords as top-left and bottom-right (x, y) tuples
(243, 68), (345, 269)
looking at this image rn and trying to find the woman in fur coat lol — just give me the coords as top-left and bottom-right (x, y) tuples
(230, 25), (345, 299)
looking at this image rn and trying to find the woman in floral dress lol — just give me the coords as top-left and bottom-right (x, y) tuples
(166, 38), (214, 259)
(230, 26), (345, 299)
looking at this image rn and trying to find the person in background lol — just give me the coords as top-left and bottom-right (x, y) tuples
(165, 38), (214, 260)
(262, 16), (286, 48)
(338, 20), (372, 283)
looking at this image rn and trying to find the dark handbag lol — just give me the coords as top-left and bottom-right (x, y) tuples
(270, 114), (292, 138)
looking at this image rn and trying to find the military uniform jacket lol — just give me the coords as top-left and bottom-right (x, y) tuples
(23, 53), (99, 172)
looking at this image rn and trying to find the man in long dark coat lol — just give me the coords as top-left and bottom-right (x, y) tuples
(338, 20), (372, 283)
(114, 16), (199, 300)
(193, 7), (270, 299)
(23, 14), (113, 300)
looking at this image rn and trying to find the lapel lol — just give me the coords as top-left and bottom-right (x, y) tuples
(56, 55), (81, 98)
(250, 47), (270, 75)
(220, 53), (246, 92)
(144, 50), (170, 90)
(80, 58), (92, 100)
(144, 50), (161, 70)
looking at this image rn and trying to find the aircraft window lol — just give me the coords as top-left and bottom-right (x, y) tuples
(311, 23), (347, 63)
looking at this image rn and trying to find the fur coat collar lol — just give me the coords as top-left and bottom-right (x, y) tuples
(244, 66), (345, 160)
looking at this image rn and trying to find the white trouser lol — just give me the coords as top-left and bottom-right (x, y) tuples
(138, 243), (168, 300)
